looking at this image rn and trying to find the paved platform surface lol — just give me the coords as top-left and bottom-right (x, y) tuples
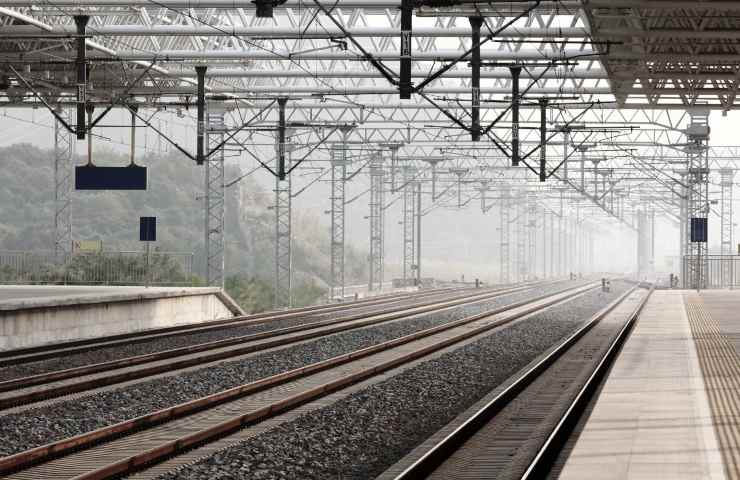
(693, 290), (740, 357)
(558, 290), (728, 480)
(0, 285), (241, 313)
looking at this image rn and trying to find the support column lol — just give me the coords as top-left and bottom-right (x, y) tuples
(500, 185), (511, 284)
(402, 166), (417, 284)
(369, 152), (385, 292)
(330, 132), (349, 300)
(54, 107), (73, 261)
(205, 106), (226, 287)
(527, 193), (537, 279)
(274, 130), (292, 308)
(558, 193), (565, 276)
(550, 211), (555, 278)
(415, 181), (422, 285)
(469, 16), (483, 142)
(543, 209), (549, 278)
(720, 168), (734, 287)
(637, 209), (652, 280)
(74, 15), (89, 140)
(683, 109), (710, 289)
(516, 191), (527, 282)
(510, 66), (521, 167)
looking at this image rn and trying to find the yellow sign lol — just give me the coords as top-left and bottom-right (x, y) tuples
(72, 240), (103, 253)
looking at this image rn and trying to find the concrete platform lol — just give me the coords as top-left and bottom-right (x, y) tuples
(0, 285), (244, 351)
(558, 290), (733, 480)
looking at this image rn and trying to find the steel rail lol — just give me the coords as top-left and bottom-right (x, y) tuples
(0, 281), (599, 479)
(0, 283), (554, 408)
(519, 286), (654, 479)
(0, 286), (459, 366)
(392, 283), (647, 479)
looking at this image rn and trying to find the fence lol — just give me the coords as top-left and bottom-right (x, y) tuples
(682, 255), (740, 289)
(0, 250), (196, 286)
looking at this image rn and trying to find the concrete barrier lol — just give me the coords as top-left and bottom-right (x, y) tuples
(0, 286), (244, 351)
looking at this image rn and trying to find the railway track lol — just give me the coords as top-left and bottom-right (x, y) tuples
(0, 281), (599, 480)
(0, 282), (558, 410)
(0, 286), (460, 367)
(388, 283), (652, 480)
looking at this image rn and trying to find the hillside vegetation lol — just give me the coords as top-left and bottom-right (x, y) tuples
(0, 144), (368, 312)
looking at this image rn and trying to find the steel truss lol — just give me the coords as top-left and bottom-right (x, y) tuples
(5, 2), (740, 291)
(205, 107), (226, 287)
(274, 131), (292, 308)
(637, 209), (652, 279)
(682, 110), (710, 289)
(368, 151), (385, 292)
(402, 165), (419, 285)
(720, 168), (734, 286)
(527, 192), (538, 280)
(515, 190), (526, 283)
(330, 134), (348, 300)
(53, 107), (73, 260)
(499, 185), (511, 284)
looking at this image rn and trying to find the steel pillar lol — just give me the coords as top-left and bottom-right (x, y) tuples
(402, 166), (417, 284)
(720, 168), (734, 286)
(274, 131), (293, 308)
(543, 209), (548, 278)
(527, 192), (537, 279)
(516, 191), (527, 282)
(54, 107), (73, 260)
(499, 185), (511, 284)
(637, 210), (650, 279)
(558, 193), (565, 276)
(682, 110), (710, 289)
(549, 211), (555, 278)
(415, 181), (422, 285)
(469, 16), (482, 142)
(369, 152), (385, 291)
(205, 107), (226, 287)
(330, 135), (348, 300)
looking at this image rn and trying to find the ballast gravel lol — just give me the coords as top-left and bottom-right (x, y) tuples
(0, 281), (577, 457)
(0, 291), (467, 381)
(157, 282), (632, 480)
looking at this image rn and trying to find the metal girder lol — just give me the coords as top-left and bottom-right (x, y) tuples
(515, 190), (526, 283)
(682, 110), (710, 289)
(499, 184), (511, 284)
(637, 209), (653, 280)
(53, 107), (73, 260)
(274, 132), (292, 308)
(402, 166), (418, 284)
(527, 192), (537, 279)
(720, 168), (734, 286)
(329, 133), (349, 300)
(205, 107), (226, 287)
(368, 151), (385, 292)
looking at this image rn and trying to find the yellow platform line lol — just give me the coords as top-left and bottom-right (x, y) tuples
(685, 294), (740, 480)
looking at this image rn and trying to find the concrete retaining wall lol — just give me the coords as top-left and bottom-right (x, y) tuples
(0, 286), (244, 351)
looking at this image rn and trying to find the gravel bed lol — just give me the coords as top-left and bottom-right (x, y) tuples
(156, 281), (633, 480)
(0, 291), (468, 381)
(0, 281), (579, 457)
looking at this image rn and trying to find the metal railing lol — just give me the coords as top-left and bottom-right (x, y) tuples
(0, 250), (196, 286)
(682, 255), (740, 289)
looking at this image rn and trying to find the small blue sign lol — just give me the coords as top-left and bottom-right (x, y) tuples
(140, 217), (156, 242)
(690, 217), (707, 243)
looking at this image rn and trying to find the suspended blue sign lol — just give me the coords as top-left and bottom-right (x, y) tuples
(690, 217), (708, 243)
(140, 217), (156, 242)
